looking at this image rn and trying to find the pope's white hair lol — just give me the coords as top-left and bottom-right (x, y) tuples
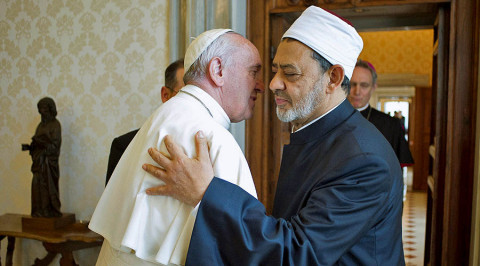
(183, 32), (241, 84)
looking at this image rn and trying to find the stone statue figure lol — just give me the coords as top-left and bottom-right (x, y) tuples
(22, 97), (62, 217)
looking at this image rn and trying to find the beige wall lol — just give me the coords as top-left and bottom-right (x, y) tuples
(358, 29), (433, 84)
(0, 0), (169, 264)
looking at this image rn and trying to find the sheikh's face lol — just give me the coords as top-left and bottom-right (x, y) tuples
(270, 39), (327, 125)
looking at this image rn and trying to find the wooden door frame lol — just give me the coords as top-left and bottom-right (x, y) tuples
(442, 0), (479, 264)
(246, 0), (479, 263)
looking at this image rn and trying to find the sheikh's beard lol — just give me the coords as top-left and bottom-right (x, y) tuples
(276, 84), (323, 123)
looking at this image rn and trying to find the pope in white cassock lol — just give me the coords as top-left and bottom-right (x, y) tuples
(89, 29), (264, 265)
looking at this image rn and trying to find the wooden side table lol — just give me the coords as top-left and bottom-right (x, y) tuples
(0, 213), (103, 266)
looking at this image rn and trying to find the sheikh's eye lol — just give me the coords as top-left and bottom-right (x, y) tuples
(284, 72), (300, 80)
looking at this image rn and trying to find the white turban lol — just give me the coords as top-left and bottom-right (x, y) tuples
(282, 6), (363, 79)
(184, 28), (233, 73)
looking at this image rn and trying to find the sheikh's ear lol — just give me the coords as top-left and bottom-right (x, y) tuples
(326, 64), (345, 93)
(207, 57), (224, 87)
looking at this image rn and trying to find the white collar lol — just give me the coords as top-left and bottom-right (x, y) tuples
(180, 85), (231, 130)
(293, 98), (346, 133)
(356, 103), (370, 112)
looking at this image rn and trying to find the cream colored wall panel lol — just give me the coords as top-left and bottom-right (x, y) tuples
(0, 0), (169, 264)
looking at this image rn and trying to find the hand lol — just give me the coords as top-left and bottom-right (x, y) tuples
(142, 131), (214, 206)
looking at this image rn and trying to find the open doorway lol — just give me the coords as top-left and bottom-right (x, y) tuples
(379, 97), (413, 182)
(381, 98), (411, 136)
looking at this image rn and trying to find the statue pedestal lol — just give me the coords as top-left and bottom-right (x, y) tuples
(22, 213), (76, 231)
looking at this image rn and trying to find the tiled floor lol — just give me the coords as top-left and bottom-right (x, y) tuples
(402, 167), (427, 266)
(403, 191), (427, 265)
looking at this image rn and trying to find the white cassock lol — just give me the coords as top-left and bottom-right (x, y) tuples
(89, 85), (257, 265)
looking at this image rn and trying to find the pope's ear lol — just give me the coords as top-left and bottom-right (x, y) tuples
(326, 65), (345, 93)
(208, 57), (224, 87)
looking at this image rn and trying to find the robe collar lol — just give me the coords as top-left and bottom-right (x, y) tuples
(289, 99), (357, 145)
(359, 105), (372, 120)
(180, 85), (231, 130)
(294, 99), (346, 133)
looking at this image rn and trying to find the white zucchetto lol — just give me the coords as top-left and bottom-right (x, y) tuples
(184, 28), (233, 73)
(282, 6), (363, 79)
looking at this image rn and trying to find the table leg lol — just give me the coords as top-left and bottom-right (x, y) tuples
(41, 242), (79, 266)
(0, 235), (15, 266)
(33, 251), (57, 266)
(34, 240), (99, 266)
(0, 235), (3, 266)
(6, 237), (14, 266)
(59, 251), (78, 266)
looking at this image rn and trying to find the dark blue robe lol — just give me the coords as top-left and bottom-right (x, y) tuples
(186, 100), (405, 265)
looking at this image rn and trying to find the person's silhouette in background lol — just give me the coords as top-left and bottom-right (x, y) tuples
(105, 59), (184, 185)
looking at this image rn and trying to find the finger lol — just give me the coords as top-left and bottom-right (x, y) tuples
(195, 130), (210, 162)
(163, 135), (186, 160)
(148, 147), (171, 167)
(146, 185), (168, 196)
(159, 149), (172, 160)
(142, 163), (166, 181)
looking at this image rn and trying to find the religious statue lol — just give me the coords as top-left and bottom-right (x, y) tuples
(22, 97), (62, 217)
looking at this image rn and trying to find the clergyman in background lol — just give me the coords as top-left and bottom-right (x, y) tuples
(348, 59), (414, 168)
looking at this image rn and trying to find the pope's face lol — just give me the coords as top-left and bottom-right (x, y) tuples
(270, 39), (327, 125)
(348, 66), (376, 109)
(223, 36), (264, 123)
